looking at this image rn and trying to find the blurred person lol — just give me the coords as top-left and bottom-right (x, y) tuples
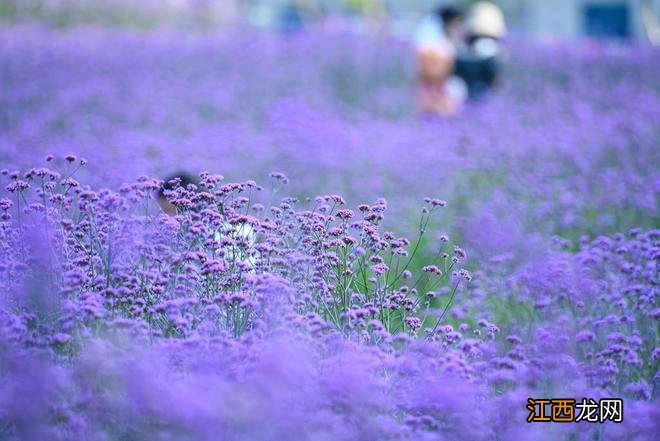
(156, 172), (256, 268)
(454, 1), (507, 100)
(280, 2), (305, 33)
(414, 5), (468, 117)
(280, 0), (320, 33)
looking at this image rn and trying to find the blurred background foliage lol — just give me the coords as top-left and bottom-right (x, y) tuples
(1, 0), (659, 45)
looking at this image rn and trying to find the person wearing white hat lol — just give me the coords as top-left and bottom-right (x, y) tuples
(468, 1), (507, 40)
(455, 1), (507, 100)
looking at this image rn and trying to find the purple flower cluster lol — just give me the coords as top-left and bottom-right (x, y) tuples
(475, 230), (660, 394)
(0, 159), (656, 440)
(0, 24), (658, 441)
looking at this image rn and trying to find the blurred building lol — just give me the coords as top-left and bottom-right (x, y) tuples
(3, 0), (659, 44)
(500, 0), (660, 43)
(250, 0), (660, 44)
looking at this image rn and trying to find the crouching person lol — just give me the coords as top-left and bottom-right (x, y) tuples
(155, 172), (257, 272)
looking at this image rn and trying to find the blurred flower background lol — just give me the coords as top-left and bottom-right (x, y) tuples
(0, 1), (658, 440)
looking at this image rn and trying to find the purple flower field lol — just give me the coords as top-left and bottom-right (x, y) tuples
(0, 25), (659, 440)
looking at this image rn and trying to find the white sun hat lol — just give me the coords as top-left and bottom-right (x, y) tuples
(468, 1), (507, 39)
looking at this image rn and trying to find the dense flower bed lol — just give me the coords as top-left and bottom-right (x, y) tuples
(2, 29), (658, 240)
(0, 26), (658, 440)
